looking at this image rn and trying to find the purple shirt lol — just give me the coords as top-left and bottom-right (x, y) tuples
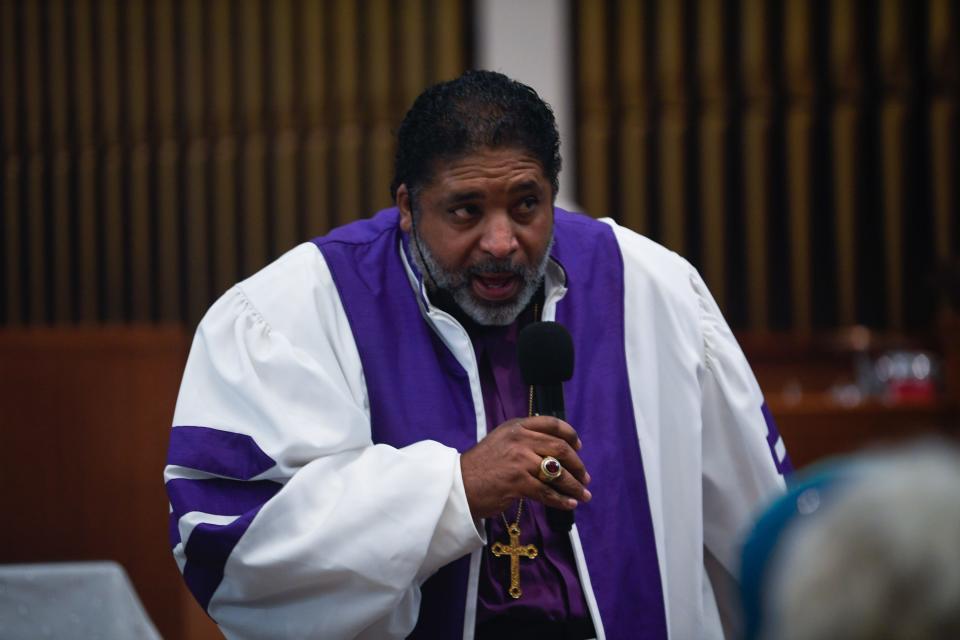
(469, 318), (593, 629)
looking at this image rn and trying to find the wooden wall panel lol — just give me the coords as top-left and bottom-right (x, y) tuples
(576, 0), (610, 219)
(0, 327), (220, 640)
(573, 0), (957, 333)
(698, 0), (730, 309)
(0, 0), (471, 328)
(928, 0), (958, 290)
(784, 0), (814, 334)
(616, 0), (650, 236)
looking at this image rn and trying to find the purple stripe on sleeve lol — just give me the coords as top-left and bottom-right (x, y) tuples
(166, 477), (283, 518)
(183, 509), (263, 611)
(762, 402), (794, 475)
(167, 425), (276, 480)
(169, 511), (181, 548)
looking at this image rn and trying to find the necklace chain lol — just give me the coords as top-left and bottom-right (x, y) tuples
(499, 302), (539, 531)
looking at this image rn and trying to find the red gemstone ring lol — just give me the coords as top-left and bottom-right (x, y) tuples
(538, 456), (563, 483)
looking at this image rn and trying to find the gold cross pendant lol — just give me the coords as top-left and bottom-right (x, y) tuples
(490, 523), (539, 598)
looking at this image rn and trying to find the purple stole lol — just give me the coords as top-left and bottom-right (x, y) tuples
(314, 208), (667, 639)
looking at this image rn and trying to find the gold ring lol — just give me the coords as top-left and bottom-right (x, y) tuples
(538, 456), (563, 483)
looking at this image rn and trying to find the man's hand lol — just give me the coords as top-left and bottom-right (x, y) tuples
(460, 417), (592, 520)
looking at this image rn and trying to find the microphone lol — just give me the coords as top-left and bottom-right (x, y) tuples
(517, 321), (575, 532)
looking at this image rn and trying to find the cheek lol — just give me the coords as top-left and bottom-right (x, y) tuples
(426, 229), (476, 268)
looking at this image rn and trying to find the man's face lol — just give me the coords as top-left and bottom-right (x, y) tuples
(397, 147), (555, 326)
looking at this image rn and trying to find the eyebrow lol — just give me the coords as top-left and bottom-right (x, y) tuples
(444, 190), (486, 206)
(507, 180), (544, 195)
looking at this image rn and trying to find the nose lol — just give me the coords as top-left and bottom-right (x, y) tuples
(478, 212), (518, 259)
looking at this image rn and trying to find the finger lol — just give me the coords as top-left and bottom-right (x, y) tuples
(522, 450), (591, 503)
(517, 416), (581, 450)
(547, 468), (592, 504)
(520, 475), (580, 511)
(523, 432), (589, 485)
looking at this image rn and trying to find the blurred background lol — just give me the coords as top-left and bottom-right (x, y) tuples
(1, 1), (957, 638)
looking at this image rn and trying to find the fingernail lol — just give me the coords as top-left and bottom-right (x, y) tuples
(583, 489), (592, 502)
(576, 438), (583, 450)
(567, 498), (578, 508)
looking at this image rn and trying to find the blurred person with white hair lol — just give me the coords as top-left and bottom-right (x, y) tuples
(739, 439), (960, 640)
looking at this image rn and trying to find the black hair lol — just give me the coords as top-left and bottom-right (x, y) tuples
(390, 70), (562, 203)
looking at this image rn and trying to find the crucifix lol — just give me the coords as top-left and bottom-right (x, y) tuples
(491, 523), (539, 599)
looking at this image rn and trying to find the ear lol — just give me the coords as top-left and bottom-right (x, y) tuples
(396, 184), (413, 233)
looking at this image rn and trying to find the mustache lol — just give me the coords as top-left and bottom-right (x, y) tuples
(465, 259), (527, 278)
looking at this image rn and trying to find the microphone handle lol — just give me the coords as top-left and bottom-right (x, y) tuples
(533, 384), (575, 533)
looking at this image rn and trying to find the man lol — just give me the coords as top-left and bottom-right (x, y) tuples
(165, 70), (789, 639)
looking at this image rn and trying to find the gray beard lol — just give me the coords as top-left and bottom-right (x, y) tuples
(409, 227), (554, 327)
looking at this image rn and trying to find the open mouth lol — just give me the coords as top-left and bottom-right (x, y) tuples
(471, 273), (521, 302)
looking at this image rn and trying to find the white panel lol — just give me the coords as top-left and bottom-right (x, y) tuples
(474, 0), (579, 210)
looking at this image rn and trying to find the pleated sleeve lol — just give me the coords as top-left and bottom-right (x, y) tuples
(164, 244), (484, 639)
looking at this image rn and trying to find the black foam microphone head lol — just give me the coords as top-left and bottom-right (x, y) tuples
(517, 321), (574, 385)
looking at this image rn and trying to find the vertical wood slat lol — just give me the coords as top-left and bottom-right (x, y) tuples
(239, 1), (267, 275)
(47, 1), (70, 150)
(657, 0), (688, 254)
(741, 0), (772, 330)
(273, 130), (299, 256)
(697, 0), (729, 309)
(99, 2), (124, 322)
(928, 0), (957, 267)
(400, 0), (427, 109)
(301, 1), (329, 237)
(784, 0), (814, 333)
(434, 0), (464, 81)
(73, 1), (98, 323)
(830, 0), (860, 326)
(153, 0), (180, 323)
(27, 154), (45, 322)
(212, 136), (238, 296)
(878, 0), (908, 330)
(185, 140), (210, 326)
(182, 1), (210, 323)
(209, 0), (234, 136)
(333, 0), (362, 224)
(209, 1), (237, 296)
(0, 1), (18, 323)
(301, 1), (327, 129)
(48, 2), (72, 322)
(52, 151), (71, 323)
(577, 0), (609, 219)
(367, 0), (395, 213)
(102, 146), (124, 322)
(270, 0), (299, 255)
(618, 0), (649, 235)
(153, 0), (178, 140)
(4, 158), (21, 325)
(156, 140), (181, 323)
(22, 1), (43, 152)
(77, 147), (98, 323)
(24, 153), (44, 324)
(0, 0), (17, 154)
(127, 0), (151, 322)
(23, 3), (46, 323)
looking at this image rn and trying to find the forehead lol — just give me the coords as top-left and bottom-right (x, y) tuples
(424, 147), (549, 195)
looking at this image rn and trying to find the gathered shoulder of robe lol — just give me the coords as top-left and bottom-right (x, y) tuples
(165, 208), (790, 639)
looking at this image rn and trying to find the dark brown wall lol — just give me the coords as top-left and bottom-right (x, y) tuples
(0, 327), (220, 639)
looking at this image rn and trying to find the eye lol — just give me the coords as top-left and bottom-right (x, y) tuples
(514, 196), (539, 216)
(449, 204), (480, 220)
